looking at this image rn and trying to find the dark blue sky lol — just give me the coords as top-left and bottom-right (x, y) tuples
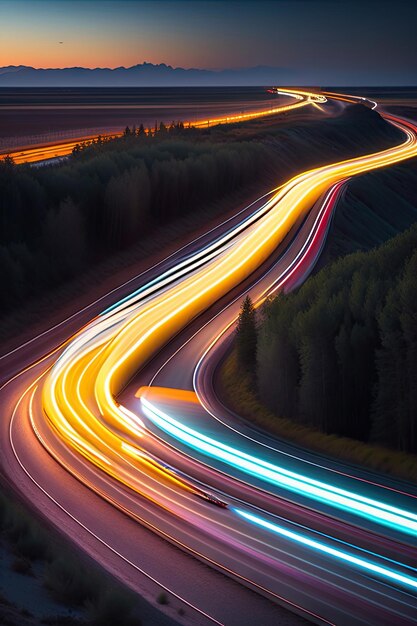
(1, 0), (416, 84)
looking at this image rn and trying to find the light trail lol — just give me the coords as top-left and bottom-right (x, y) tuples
(234, 509), (417, 592)
(10, 385), (223, 625)
(3, 89), (324, 165)
(41, 91), (417, 539)
(139, 396), (417, 536)
(5, 89), (417, 623)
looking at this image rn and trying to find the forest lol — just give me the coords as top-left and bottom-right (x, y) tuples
(0, 128), (271, 313)
(0, 104), (402, 320)
(245, 223), (417, 454)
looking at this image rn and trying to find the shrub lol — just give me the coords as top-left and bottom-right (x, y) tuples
(157, 592), (168, 605)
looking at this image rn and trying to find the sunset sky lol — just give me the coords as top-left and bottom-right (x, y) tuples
(1, 0), (416, 84)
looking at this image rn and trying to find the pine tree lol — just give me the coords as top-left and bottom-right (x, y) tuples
(1, 154), (15, 167)
(257, 294), (299, 419)
(236, 296), (257, 373)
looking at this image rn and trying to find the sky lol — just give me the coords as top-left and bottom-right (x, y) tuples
(1, 0), (416, 84)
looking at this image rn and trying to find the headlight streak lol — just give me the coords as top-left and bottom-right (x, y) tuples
(47, 319), (230, 516)
(25, 385), (332, 626)
(89, 115), (417, 522)
(42, 92), (417, 536)
(191, 168), (417, 505)
(23, 381), (239, 625)
(10, 90), (417, 621)
(234, 508), (417, 592)
(95, 168), (319, 332)
(95, 114), (417, 418)
(139, 397), (417, 536)
(29, 378), (389, 626)
(14, 387), (224, 626)
(99, 184), (290, 318)
(99, 217), (257, 319)
(0, 184), (281, 366)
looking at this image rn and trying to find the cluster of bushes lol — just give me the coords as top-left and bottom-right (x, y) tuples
(0, 488), (138, 625)
(238, 223), (417, 454)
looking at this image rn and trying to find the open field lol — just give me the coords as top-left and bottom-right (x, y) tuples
(0, 86), (285, 150)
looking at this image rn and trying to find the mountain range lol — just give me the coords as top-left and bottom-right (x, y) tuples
(0, 62), (294, 87)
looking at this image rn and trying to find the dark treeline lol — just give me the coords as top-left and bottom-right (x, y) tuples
(0, 105), (402, 317)
(250, 224), (417, 454)
(236, 295), (257, 374)
(0, 129), (271, 313)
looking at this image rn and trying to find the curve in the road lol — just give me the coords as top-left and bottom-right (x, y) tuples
(3, 90), (417, 625)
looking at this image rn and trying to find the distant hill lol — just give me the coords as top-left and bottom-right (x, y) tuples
(0, 62), (294, 87)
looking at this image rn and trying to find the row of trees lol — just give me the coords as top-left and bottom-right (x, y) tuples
(0, 105), (403, 318)
(236, 224), (417, 454)
(72, 120), (188, 156)
(0, 134), (272, 313)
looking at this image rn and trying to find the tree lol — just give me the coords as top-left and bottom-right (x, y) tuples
(42, 197), (86, 279)
(1, 154), (15, 167)
(102, 165), (150, 249)
(257, 294), (299, 419)
(236, 296), (257, 373)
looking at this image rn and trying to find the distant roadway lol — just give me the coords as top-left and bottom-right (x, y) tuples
(1, 89), (314, 165)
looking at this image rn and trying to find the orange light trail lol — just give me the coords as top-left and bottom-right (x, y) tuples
(2, 89), (325, 165)
(8, 91), (417, 622)
(37, 92), (417, 529)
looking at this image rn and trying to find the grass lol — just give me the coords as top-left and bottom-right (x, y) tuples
(40, 617), (85, 625)
(43, 557), (97, 607)
(1, 494), (51, 561)
(11, 557), (33, 576)
(86, 590), (138, 626)
(156, 592), (169, 606)
(218, 350), (417, 483)
(0, 487), (139, 625)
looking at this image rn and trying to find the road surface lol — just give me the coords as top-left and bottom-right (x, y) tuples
(1, 90), (417, 625)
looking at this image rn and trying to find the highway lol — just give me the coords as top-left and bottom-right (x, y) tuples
(1, 90), (417, 625)
(1, 89), (321, 165)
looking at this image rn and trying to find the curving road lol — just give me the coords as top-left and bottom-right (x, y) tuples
(2, 90), (417, 625)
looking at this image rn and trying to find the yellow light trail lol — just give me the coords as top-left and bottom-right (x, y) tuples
(5, 90), (416, 625)
(37, 91), (417, 527)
